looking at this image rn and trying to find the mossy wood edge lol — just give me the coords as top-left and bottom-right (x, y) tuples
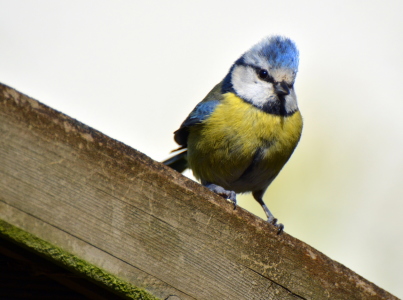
(0, 219), (159, 300)
(0, 82), (397, 300)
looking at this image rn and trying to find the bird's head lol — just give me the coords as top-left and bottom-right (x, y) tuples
(223, 36), (300, 115)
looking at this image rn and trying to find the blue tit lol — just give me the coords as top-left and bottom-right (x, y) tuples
(163, 36), (302, 234)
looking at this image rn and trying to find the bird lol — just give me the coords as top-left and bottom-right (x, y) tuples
(163, 36), (303, 234)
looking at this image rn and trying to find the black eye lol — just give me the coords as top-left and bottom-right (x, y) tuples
(258, 69), (269, 80)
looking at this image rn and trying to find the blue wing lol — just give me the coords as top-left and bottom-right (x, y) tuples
(182, 100), (219, 127)
(174, 100), (219, 146)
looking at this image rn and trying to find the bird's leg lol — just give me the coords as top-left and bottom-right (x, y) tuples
(253, 191), (284, 235)
(203, 182), (237, 209)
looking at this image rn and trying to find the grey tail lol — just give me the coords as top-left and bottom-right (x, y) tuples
(162, 150), (188, 173)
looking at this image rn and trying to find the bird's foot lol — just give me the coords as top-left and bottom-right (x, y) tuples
(204, 182), (237, 209)
(256, 197), (284, 235)
(267, 216), (284, 235)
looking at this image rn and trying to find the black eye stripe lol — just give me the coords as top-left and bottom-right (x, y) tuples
(256, 68), (274, 83)
(235, 61), (292, 85)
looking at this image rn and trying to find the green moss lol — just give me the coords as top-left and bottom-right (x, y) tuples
(0, 219), (160, 300)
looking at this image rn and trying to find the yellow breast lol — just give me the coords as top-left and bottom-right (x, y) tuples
(187, 93), (303, 191)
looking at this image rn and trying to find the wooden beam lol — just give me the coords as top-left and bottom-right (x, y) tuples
(0, 82), (397, 300)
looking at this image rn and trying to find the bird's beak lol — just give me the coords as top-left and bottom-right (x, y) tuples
(274, 81), (290, 96)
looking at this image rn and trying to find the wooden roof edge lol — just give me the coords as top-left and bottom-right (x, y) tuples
(0, 82), (398, 300)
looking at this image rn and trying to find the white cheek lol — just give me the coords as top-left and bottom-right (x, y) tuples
(231, 66), (274, 107)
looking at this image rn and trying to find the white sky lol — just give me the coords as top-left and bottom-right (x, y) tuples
(1, 0), (402, 297)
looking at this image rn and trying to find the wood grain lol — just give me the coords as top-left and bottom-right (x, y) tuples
(0, 83), (398, 300)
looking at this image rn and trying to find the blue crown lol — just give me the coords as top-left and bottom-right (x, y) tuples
(250, 36), (299, 71)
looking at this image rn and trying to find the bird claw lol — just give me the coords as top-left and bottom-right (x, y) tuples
(275, 223), (284, 235)
(228, 191), (237, 210)
(221, 190), (237, 210)
(204, 183), (237, 209)
(267, 217), (284, 235)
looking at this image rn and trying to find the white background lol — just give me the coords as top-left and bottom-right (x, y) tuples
(1, 1), (402, 297)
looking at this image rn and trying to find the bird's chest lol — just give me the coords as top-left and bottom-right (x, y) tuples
(187, 94), (303, 184)
(194, 95), (301, 155)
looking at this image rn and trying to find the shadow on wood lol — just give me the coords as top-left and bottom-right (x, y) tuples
(0, 83), (397, 300)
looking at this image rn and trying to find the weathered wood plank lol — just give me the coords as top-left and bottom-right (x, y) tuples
(0, 83), (398, 300)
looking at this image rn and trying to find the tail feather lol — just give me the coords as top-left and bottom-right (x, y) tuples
(163, 150), (188, 173)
